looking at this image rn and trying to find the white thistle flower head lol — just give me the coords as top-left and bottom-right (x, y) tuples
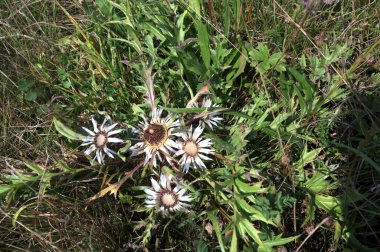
(144, 173), (193, 213)
(130, 108), (180, 167)
(174, 125), (214, 173)
(195, 98), (223, 129)
(81, 117), (124, 165)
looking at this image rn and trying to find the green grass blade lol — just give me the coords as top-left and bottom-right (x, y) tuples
(207, 210), (226, 252)
(332, 141), (380, 175)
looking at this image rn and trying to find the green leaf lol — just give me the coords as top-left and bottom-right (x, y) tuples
(176, 10), (187, 42)
(300, 147), (322, 164)
(96, 0), (113, 16)
(25, 163), (43, 176)
(333, 221), (342, 245)
(230, 227), (238, 252)
(269, 112), (291, 130)
(240, 218), (263, 245)
(25, 90), (37, 101)
(258, 60), (270, 73)
(194, 20), (211, 68)
(12, 202), (37, 227)
(232, 0), (241, 30)
(303, 196), (317, 224)
(302, 173), (330, 193)
(132, 104), (145, 115)
(230, 124), (250, 152)
(263, 234), (300, 246)
(257, 245), (272, 252)
(177, 49), (207, 76)
(235, 178), (268, 194)
(57, 161), (74, 172)
(237, 199), (275, 225)
(110, 37), (142, 55)
(268, 52), (283, 65)
(222, 0), (230, 35)
(189, 0), (201, 16)
(106, 1), (133, 26)
(227, 52), (247, 81)
(315, 194), (343, 220)
(300, 54), (307, 69)
(63, 80), (72, 88)
(257, 44), (270, 59)
(53, 117), (85, 140)
(249, 49), (266, 62)
(274, 64), (286, 72)
(196, 23), (210, 68)
(288, 67), (315, 99)
(194, 240), (208, 252)
(142, 22), (166, 41)
(0, 185), (13, 195)
(207, 210), (226, 252)
(18, 78), (34, 92)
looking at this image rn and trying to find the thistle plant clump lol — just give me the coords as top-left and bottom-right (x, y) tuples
(66, 86), (224, 215)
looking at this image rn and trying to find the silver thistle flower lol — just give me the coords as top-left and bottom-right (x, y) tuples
(81, 117), (124, 164)
(195, 98), (223, 129)
(144, 173), (193, 213)
(130, 108), (180, 167)
(174, 125), (214, 173)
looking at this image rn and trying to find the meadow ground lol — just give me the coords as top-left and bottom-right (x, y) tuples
(1, 0), (379, 251)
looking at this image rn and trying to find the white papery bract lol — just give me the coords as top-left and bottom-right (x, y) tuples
(144, 173), (192, 213)
(81, 117), (124, 164)
(174, 125), (214, 173)
(130, 108), (180, 167)
(195, 98), (223, 129)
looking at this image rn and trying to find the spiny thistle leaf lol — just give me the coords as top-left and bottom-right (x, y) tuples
(207, 210), (226, 252)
